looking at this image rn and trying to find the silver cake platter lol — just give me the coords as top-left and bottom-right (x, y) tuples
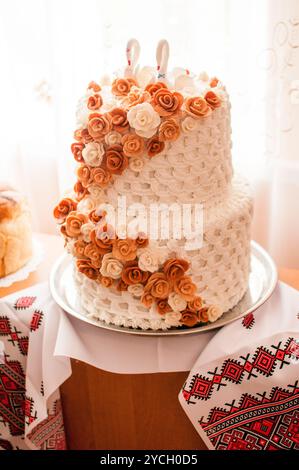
(50, 241), (277, 336)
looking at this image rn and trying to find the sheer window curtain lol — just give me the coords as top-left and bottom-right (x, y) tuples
(0, 0), (298, 267)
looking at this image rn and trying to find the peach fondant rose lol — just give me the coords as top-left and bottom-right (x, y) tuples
(77, 196), (95, 214)
(101, 276), (114, 288)
(163, 258), (189, 282)
(110, 108), (129, 134)
(90, 167), (112, 188)
(185, 96), (211, 118)
(128, 283), (144, 298)
(112, 238), (137, 262)
(100, 253), (123, 279)
(74, 240), (87, 258)
(111, 78), (137, 96)
(138, 248), (159, 273)
(156, 299), (172, 316)
(80, 221), (94, 242)
(76, 259), (98, 280)
(124, 87), (150, 108)
(141, 291), (154, 308)
(198, 307), (209, 323)
(121, 261), (149, 285)
(151, 89), (183, 116)
(210, 77), (219, 88)
(122, 133), (144, 157)
(88, 209), (106, 224)
(204, 90), (222, 110)
(167, 292), (187, 312)
(88, 113), (112, 139)
(174, 275), (197, 301)
(90, 225), (115, 254)
(158, 118), (180, 142)
(135, 233), (149, 249)
(127, 102), (161, 138)
(146, 137), (165, 158)
(77, 165), (92, 187)
(84, 243), (103, 268)
(145, 82), (168, 96)
(74, 128), (93, 144)
(88, 81), (101, 92)
(65, 212), (88, 238)
(106, 145), (128, 175)
(87, 184), (104, 201)
(129, 156), (144, 173)
(74, 181), (89, 201)
(181, 116), (199, 134)
(180, 309), (199, 327)
(82, 142), (105, 167)
(144, 272), (170, 300)
(207, 304), (222, 322)
(105, 131), (122, 146)
(53, 198), (77, 221)
(71, 142), (85, 162)
(87, 94), (103, 111)
(187, 296), (203, 313)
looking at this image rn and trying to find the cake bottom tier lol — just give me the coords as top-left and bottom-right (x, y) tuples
(74, 176), (253, 330)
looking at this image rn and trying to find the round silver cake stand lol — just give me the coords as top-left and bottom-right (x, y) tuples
(50, 241), (277, 336)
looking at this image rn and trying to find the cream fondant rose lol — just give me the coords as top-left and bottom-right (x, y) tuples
(207, 305), (223, 322)
(138, 248), (159, 273)
(80, 221), (94, 242)
(82, 142), (105, 167)
(167, 292), (187, 312)
(127, 102), (161, 138)
(181, 116), (199, 134)
(77, 196), (96, 213)
(128, 283), (144, 298)
(129, 156), (144, 173)
(164, 311), (182, 327)
(100, 253), (123, 279)
(105, 131), (122, 146)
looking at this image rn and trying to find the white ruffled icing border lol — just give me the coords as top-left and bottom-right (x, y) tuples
(0, 237), (44, 288)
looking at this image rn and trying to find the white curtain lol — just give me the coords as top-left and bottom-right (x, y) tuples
(0, 0), (298, 267)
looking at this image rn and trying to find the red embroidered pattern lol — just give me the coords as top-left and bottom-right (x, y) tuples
(27, 399), (66, 450)
(242, 313), (255, 329)
(14, 297), (36, 310)
(200, 383), (299, 450)
(0, 317), (28, 356)
(30, 310), (44, 332)
(182, 338), (299, 403)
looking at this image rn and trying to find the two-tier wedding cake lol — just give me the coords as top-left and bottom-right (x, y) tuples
(54, 39), (253, 330)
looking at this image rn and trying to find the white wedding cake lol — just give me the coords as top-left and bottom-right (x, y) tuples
(54, 40), (253, 330)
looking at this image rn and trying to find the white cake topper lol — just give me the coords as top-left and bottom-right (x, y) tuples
(124, 38), (141, 78)
(156, 39), (169, 81)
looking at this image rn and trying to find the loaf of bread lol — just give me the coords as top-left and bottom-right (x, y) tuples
(0, 183), (32, 278)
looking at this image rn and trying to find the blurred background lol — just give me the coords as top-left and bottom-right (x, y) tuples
(0, 0), (298, 267)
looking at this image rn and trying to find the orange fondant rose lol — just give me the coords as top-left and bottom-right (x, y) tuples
(188, 296), (203, 313)
(163, 258), (190, 282)
(156, 299), (172, 315)
(74, 128), (93, 144)
(174, 275), (197, 301)
(144, 272), (170, 300)
(210, 77), (219, 88)
(146, 137), (165, 158)
(110, 108), (129, 133)
(71, 142), (85, 163)
(185, 96), (211, 118)
(135, 232), (149, 249)
(74, 181), (89, 201)
(116, 278), (128, 291)
(158, 118), (180, 142)
(121, 133), (144, 157)
(87, 94), (103, 111)
(88, 113), (112, 140)
(141, 291), (154, 308)
(88, 81), (101, 92)
(145, 82), (168, 96)
(90, 225), (115, 255)
(88, 209), (106, 224)
(121, 261), (149, 285)
(204, 90), (222, 110)
(151, 89), (183, 116)
(76, 259), (98, 280)
(77, 165), (92, 187)
(84, 242), (102, 268)
(124, 87), (150, 108)
(106, 145), (128, 175)
(53, 198), (77, 221)
(111, 78), (137, 96)
(74, 240), (87, 258)
(180, 309), (199, 327)
(65, 212), (88, 238)
(112, 238), (137, 262)
(90, 167), (112, 188)
(198, 307), (209, 323)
